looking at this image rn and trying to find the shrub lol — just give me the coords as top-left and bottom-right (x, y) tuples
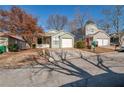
(8, 44), (19, 52)
(75, 40), (86, 48)
(0, 46), (6, 54)
(0, 49), (3, 54)
(32, 44), (36, 48)
(87, 45), (91, 49)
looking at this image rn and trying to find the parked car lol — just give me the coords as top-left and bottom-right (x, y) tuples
(118, 45), (124, 52)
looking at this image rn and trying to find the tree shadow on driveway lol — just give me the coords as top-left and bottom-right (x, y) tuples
(61, 53), (124, 87)
(61, 72), (124, 87)
(34, 50), (124, 87)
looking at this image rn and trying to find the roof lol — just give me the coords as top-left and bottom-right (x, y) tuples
(6, 34), (25, 41)
(86, 30), (110, 37)
(58, 32), (75, 37)
(39, 30), (74, 37)
(51, 31), (74, 37)
(0, 32), (25, 41)
(110, 32), (124, 38)
(85, 20), (95, 25)
(38, 32), (56, 37)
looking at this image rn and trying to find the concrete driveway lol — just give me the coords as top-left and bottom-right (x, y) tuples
(0, 49), (124, 87)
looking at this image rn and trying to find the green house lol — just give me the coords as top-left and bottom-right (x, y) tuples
(0, 32), (27, 53)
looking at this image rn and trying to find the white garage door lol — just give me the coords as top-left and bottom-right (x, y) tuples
(103, 39), (109, 46)
(96, 39), (109, 46)
(62, 39), (73, 48)
(96, 39), (103, 46)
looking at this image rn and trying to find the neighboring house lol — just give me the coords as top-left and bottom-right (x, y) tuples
(84, 20), (110, 47)
(110, 33), (119, 45)
(110, 32), (124, 45)
(71, 20), (110, 47)
(36, 30), (74, 48)
(121, 35), (124, 45)
(0, 32), (27, 52)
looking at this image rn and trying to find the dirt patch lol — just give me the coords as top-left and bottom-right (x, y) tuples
(0, 49), (46, 69)
(81, 47), (115, 53)
(0, 48), (112, 69)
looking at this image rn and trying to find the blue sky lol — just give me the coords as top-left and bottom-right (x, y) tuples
(0, 5), (112, 31)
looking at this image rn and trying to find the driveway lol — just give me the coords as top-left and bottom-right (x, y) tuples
(0, 49), (124, 87)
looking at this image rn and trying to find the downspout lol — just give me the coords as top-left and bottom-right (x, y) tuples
(59, 36), (61, 48)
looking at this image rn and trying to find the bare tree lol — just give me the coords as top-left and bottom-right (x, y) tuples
(97, 19), (111, 34)
(69, 20), (77, 34)
(69, 8), (89, 40)
(102, 5), (124, 45)
(74, 8), (87, 30)
(47, 14), (68, 31)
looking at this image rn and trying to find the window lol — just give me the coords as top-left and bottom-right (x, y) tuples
(53, 39), (59, 45)
(90, 28), (94, 32)
(53, 37), (59, 45)
(54, 40), (59, 45)
(37, 38), (42, 44)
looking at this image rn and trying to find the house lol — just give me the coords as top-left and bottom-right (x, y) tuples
(121, 35), (124, 45)
(84, 20), (110, 47)
(36, 30), (74, 48)
(0, 32), (27, 52)
(110, 32), (124, 45)
(71, 20), (110, 47)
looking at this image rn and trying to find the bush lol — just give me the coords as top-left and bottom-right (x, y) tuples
(0, 49), (3, 54)
(0, 46), (6, 54)
(75, 40), (86, 48)
(32, 44), (36, 48)
(87, 45), (91, 49)
(8, 44), (19, 52)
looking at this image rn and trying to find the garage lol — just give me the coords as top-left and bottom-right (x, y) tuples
(93, 31), (110, 46)
(47, 30), (74, 48)
(96, 39), (103, 46)
(61, 39), (73, 48)
(103, 39), (109, 46)
(96, 39), (109, 46)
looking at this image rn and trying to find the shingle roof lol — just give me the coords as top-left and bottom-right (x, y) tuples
(0, 32), (25, 41)
(85, 20), (95, 25)
(6, 34), (25, 41)
(110, 32), (124, 38)
(86, 30), (109, 37)
(38, 30), (74, 38)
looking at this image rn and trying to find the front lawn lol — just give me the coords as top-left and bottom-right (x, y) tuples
(81, 47), (115, 53)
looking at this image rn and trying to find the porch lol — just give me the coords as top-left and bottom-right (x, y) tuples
(36, 36), (51, 48)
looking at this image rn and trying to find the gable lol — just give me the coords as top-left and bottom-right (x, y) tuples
(60, 33), (74, 39)
(94, 31), (110, 39)
(85, 24), (98, 36)
(52, 31), (74, 38)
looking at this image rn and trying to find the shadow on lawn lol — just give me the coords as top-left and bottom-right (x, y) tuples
(34, 49), (124, 87)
